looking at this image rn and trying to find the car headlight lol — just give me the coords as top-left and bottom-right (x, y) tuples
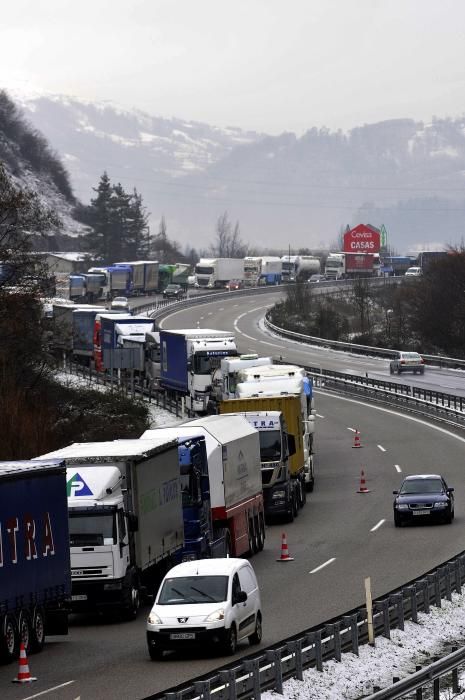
(148, 612), (162, 625)
(206, 608), (225, 622)
(434, 502), (446, 508)
(395, 504), (409, 510)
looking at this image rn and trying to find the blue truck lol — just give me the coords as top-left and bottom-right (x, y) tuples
(0, 460), (71, 663)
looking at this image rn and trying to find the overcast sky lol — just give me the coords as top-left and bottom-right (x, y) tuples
(1, 0), (465, 134)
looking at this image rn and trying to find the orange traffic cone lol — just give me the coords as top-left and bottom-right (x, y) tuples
(357, 469), (370, 493)
(12, 643), (37, 683)
(276, 532), (294, 561)
(352, 429), (363, 448)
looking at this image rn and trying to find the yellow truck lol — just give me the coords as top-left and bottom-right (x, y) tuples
(219, 395), (308, 522)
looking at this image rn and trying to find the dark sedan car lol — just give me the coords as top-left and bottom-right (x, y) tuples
(393, 474), (454, 526)
(163, 284), (184, 299)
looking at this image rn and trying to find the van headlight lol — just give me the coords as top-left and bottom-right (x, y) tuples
(206, 608), (225, 622)
(148, 612), (162, 625)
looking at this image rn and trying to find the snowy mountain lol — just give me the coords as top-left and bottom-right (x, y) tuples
(11, 90), (465, 252)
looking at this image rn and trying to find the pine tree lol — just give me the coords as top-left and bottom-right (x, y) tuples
(125, 189), (150, 259)
(84, 172), (114, 263)
(109, 182), (132, 261)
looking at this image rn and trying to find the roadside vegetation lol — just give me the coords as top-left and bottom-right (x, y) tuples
(0, 163), (150, 460)
(269, 251), (465, 357)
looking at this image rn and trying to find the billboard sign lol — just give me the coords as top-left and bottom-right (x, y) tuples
(343, 224), (380, 253)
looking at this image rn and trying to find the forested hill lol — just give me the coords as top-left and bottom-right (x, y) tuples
(0, 90), (90, 247)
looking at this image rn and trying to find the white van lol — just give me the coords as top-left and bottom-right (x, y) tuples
(405, 266), (422, 277)
(146, 558), (262, 659)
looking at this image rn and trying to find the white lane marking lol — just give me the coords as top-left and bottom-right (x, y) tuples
(395, 464), (402, 473)
(371, 519), (385, 532)
(377, 445), (386, 452)
(347, 427), (356, 433)
(21, 681), (75, 699)
(314, 390), (465, 447)
(309, 558), (336, 574)
(257, 340), (287, 349)
(316, 413), (325, 418)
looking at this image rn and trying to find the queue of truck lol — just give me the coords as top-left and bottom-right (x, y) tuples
(0, 325), (317, 663)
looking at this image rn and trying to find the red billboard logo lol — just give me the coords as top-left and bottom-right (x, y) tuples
(343, 224), (380, 253)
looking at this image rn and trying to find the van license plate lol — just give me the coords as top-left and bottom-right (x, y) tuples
(413, 510), (429, 516)
(71, 595), (88, 601)
(170, 632), (195, 640)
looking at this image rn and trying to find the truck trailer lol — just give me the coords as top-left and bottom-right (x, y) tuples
(0, 460), (70, 662)
(194, 258), (244, 289)
(143, 414), (265, 557)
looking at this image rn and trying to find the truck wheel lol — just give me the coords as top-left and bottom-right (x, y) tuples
(286, 501), (294, 523)
(0, 614), (19, 663)
(223, 624), (237, 655)
(122, 582), (140, 621)
(224, 531), (232, 557)
(30, 607), (45, 653)
(248, 518), (258, 554)
(256, 515), (265, 552)
(292, 492), (299, 518)
(18, 612), (32, 654)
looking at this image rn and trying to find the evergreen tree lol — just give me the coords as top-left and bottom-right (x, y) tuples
(109, 182), (132, 261)
(84, 172), (114, 263)
(125, 189), (150, 259)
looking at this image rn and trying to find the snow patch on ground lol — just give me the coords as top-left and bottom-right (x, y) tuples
(262, 592), (465, 700)
(53, 371), (183, 428)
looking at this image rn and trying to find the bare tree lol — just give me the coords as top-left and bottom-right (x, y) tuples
(209, 211), (247, 258)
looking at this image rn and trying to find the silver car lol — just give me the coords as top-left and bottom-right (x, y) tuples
(390, 351), (424, 375)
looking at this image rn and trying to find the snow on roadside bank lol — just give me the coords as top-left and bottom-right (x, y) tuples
(262, 591), (465, 700)
(53, 371), (183, 428)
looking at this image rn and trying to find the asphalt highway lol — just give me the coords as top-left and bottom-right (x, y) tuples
(3, 290), (465, 700)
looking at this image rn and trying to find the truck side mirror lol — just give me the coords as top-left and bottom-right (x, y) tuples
(187, 360), (192, 373)
(287, 434), (296, 457)
(128, 513), (139, 532)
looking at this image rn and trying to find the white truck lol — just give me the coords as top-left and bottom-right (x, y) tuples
(234, 364), (316, 491)
(143, 414), (265, 557)
(280, 255), (300, 282)
(212, 354), (273, 402)
(194, 258), (244, 289)
(297, 255), (321, 280)
(38, 437), (184, 619)
(243, 256), (282, 286)
(324, 252), (379, 279)
(159, 328), (238, 413)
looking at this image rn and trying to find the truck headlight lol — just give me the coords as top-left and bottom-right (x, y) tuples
(272, 490), (286, 500)
(206, 608), (225, 622)
(148, 612), (162, 625)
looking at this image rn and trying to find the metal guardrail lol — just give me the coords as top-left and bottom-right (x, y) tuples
(265, 315), (465, 370)
(365, 645), (465, 699)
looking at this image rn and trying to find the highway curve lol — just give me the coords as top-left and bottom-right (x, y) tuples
(2, 291), (465, 700)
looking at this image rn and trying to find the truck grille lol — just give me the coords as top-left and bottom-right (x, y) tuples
(72, 566), (112, 578)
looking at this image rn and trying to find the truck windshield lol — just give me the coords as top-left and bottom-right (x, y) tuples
(282, 262), (294, 271)
(193, 354), (233, 374)
(259, 430), (282, 461)
(68, 512), (116, 547)
(195, 266), (214, 275)
(158, 575), (229, 604)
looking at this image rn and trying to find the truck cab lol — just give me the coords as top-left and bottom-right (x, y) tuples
(324, 253), (345, 280)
